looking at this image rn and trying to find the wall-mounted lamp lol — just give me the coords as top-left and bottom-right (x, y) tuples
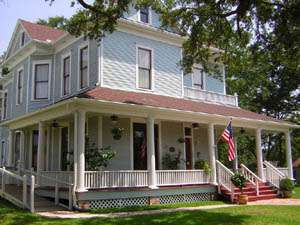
(110, 115), (119, 124)
(192, 123), (199, 130)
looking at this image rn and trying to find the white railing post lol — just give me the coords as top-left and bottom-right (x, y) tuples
(55, 174), (59, 205)
(22, 175), (27, 209)
(30, 175), (35, 213)
(68, 176), (73, 210)
(2, 167), (5, 192)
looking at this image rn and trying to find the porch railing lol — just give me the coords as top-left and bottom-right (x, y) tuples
(156, 170), (209, 186)
(216, 160), (235, 202)
(85, 171), (148, 188)
(184, 86), (238, 106)
(264, 161), (285, 188)
(240, 164), (262, 196)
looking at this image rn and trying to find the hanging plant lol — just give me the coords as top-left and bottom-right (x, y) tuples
(1, 67), (9, 76)
(111, 127), (124, 140)
(177, 137), (185, 143)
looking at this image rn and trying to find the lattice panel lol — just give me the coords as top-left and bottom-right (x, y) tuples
(90, 197), (148, 209)
(160, 193), (212, 205)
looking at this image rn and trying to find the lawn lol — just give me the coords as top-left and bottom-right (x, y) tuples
(292, 185), (300, 199)
(1, 198), (300, 225)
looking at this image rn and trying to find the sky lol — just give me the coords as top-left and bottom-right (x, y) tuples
(0, 0), (82, 55)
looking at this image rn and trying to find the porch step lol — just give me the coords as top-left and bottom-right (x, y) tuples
(220, 181), (279, 203)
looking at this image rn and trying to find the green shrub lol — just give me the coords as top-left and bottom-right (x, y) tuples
(280, 178), (294, 192)
(231, 173), (247, 192)
(194, 160), (211, 175)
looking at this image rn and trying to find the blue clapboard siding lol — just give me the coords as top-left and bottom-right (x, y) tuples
(102, 31), (182, 97)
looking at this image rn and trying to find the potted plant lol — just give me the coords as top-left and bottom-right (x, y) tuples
(231, 173), (248, 204)
(111, 127), (124, 140)
(279, 178), (294, 198)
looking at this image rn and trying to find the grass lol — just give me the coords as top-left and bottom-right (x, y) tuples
(292, 185), (300, 199)
(90, 200), (226, 213)
(1, 198), (300, 224)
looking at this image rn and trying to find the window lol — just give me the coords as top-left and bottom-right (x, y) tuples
(20, 32), (26, 47)
(34, 64), (49, 100)
(2, 92), (7, 120)
(16, 69), (23, 104)
(62, 56), (70, 95)
(140, 7), (149, 23)
(138, 47), (152, 89)
(79, 46), (88, 89)
(193, 67), (204, 89)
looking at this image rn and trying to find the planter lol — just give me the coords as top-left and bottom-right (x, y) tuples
(238, 194), (248, 205)
(281, 190), (292, 198)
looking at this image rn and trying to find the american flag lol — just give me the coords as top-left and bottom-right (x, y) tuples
(221, 121), (235, 161)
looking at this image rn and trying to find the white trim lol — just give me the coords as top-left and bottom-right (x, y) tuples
(28, 129), (33, 169)
(97, 116), (103, 149)
(16, 66), (24, 105)
(136, 45), (155, 91)
(77, 42), (90, 91)
(137, 7), (152, 25)
(158, 120), (162, 170)
(222, 64), (226, 95)
(31, 59), (52, 101)
(58, 127), (62, 171)
(129, 118), (134, 170)
(51, 127), (55, 171)
(46, 126), (51, 171)
(52, 56), (56, 104)
(97, 40), (104, 86)
(26, 57), (30, 113)
(60, 51), (72, 97)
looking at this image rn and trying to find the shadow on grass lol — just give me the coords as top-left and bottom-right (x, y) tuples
(0, 198), (250, 225)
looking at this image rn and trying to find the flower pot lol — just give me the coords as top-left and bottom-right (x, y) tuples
(238, 194), (248, 205)
(281, 190), (292, 198)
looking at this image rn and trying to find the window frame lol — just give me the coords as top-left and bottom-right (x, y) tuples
(16, 66), (24, 105)
(136, 45), (154, 91)
(192, 66), (205, 90)
(139, 6), (151, 24)
(32, 60), (52, 101)
(2, 90), (8, 120)
(78, 43), (89, 90)
(61, 52), (71, 97)
(20, 31), (26, 47)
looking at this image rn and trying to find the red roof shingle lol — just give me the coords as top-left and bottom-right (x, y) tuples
(81, 87), (280, 123)
(20, 19), (66, 42)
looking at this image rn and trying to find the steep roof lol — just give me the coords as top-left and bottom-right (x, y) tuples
(80, 87), (283, 123)
(20, 19), (66, 42)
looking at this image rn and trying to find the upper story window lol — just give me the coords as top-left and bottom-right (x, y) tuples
(16, 68), (23, 105)
(34, 63), (50, 100)
(2, 91), (7, 120)
(79, 46), (88, 89)
(140, 7), (150, 23)
(62, 55), (71, 96)
(138, 47), (152, 89)
(192, 67), (204, 89)
(20, 32), (26, 47)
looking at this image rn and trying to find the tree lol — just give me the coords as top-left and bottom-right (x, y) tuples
(36, 16), (68, 29)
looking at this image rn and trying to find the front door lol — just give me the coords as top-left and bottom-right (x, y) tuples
(133, 123), (159, 170)
(184, 127), (193, 169)
(32, 130), (39, 170)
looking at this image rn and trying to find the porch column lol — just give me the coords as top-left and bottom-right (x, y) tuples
(255, 128), (265, 181)
(208, 123), (217, 185)
(37, 122), (46, 175)
(7, 130), (14, 167)
(233, 137), (238, 171)
(147, 116), (157, 189)
(19, 130), (25, 170)
(76, 110), (86, 192)
(285, 130), (294, 180)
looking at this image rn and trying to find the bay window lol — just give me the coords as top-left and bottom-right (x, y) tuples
(138, 47), (152, 89)
(34, 63), (49, 100)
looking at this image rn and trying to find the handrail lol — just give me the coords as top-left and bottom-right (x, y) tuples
(240, 164), (262, 196)
(264, 161), (285, 177)
(264, 161), (285, 189)
(216, 160), (235, 202)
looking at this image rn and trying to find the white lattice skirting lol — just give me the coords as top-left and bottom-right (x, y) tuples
(89, 193), (214, 209)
